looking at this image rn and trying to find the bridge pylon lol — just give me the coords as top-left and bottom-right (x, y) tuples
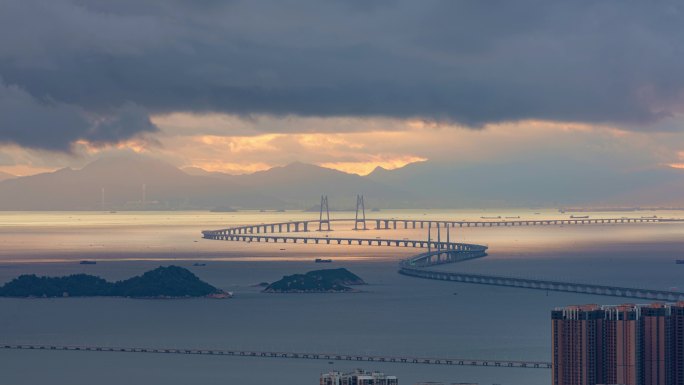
(354, 194), (367, 230)
(318, 195), (331, 231)
(438, 225), (443, 249)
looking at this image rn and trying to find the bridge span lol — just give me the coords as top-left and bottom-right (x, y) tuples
(203, 216), (684, 302)
(205, 216), (679, 236)
(0, 344), (551, 369)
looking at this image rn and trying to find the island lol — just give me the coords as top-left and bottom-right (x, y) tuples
(263, 268), (366, 293)
(0, 265), (231, 299)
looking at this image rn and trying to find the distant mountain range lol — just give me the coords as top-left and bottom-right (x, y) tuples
(0, 155), (682, 210)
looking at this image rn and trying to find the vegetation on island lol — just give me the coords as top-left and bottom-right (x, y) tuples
(263, 268), (366, 293)
(0, 266), (228, 299)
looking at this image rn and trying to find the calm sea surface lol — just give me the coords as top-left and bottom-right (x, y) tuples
(1, 210), (683, 385)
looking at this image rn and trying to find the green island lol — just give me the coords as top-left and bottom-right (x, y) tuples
(263, 268), (366, 293)
(0, 266), (231, 299)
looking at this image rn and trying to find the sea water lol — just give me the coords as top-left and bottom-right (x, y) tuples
(1, 209), (683, 385)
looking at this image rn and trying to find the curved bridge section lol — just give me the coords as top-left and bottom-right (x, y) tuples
(203, 217), (684, 301)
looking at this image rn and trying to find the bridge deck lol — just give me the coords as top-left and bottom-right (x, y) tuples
(0, 344), (551, 369)
(203, 217), (684, 302)
(206, 217), (682, 235)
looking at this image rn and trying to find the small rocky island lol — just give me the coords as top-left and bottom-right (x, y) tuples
(0, 266), (231, 299)
(263, 268), (366, 293)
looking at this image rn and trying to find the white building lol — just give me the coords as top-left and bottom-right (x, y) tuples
(320, 369), (399, 385)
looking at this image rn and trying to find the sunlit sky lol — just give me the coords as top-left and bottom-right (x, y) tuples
(2, 114), (683, 178)
(1, 1), (684, 178)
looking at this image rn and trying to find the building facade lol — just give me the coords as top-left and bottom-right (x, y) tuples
(552, 304), (605, 385)
(320, 369), (398, 385)
(552, 302), (684, 385)
(603, 304), (641, 385)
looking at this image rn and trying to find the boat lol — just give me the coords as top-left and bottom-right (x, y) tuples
(315, 258), (333, 263)
(79, 260), (96, 265)
(481, 216), (501, 219)
(192, 262), (207, 267)
(505, 216), (520, 219)
(641, 216), (658, 219)
(570, 215), (589, 219)
(676, 260), (684, 265)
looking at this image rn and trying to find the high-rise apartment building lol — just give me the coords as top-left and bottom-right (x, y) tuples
(604, 304), (641, 385)
(642, 304), (670, 385)
(552, 302), (684, 385)
(671, 303), (684, 385)
(552, 304), (604, 385)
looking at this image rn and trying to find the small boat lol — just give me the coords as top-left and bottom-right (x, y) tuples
(570, 215), (589, 219)
(315, 258), (333, 263)
(481, 216), (501, 219)
(79, 260), (96, 265)
(505, 216), (520, 219)
(192, 262), (207, 267)
(676, 260), (684, 265)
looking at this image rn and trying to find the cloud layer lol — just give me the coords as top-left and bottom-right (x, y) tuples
(1, 0), (684, 150)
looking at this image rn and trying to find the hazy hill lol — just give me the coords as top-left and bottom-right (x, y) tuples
(232, 162), (413, 209)
(0, 156), (279, 210)
(1, 156), (682, 210)
(366, 160), (684, 208)
(0, 171), (15, 182)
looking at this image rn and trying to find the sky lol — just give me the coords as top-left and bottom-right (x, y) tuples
(1, 0), (684, 177)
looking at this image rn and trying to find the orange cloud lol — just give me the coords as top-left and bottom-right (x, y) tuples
(186, 161), (273, 174)
(320, 156), (427, 175)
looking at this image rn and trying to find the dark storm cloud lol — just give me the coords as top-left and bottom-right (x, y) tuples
(1, 0), (684, 150)
(0, 79), (157, 151)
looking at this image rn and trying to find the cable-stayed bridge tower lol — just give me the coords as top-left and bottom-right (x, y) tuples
(354, 194), (367, 230)
(318, 195), (331, 231)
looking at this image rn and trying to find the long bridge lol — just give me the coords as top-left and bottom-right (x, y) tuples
(207, 216), (672, 235)
(0, 344), (551, 369)
(202, 214), (684, 302)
